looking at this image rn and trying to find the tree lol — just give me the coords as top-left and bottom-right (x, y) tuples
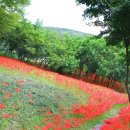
(0, 0), (30, 38)
(4, 19), (45, 60)
(77, 37), (104, 74)
(96, 46), (125, 81)
(41, 30), (79, 74)
(76, 0), (130, 101)
(77, 37), (125, 80)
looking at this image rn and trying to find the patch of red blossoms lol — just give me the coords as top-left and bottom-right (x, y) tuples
(0, 104), (4, 110)
(100, 104), (130, 130)
(3, 113), (9, 118)
(0, 56), (129, 129)
(15, 88), (21, 93)
(3, 93), (13, 99)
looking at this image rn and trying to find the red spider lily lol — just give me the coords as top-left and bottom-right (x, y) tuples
(26, 94), (31, 97)
(3, 93), (13, 99)
(41, 123), (53, 130)
(0, 104), (4, 110)
(3, 113), (9, 118)
(100, 105), (130, 130)
(19, 83), (24, 87)
(16, 79), (24, 83)
(62, 119), (71, 129)
(16, 79), (24, 87)
(1, 82), (9, 87)
(15, 88), (21, 93)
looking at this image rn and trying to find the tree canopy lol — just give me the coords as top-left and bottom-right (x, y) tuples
(76, 0), (130, 101)
(0, 0), (30, 38)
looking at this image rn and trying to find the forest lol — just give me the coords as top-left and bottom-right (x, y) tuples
(0, 18), (128, 83)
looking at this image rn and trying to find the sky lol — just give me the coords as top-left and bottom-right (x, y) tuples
(25, 0), (102, 35)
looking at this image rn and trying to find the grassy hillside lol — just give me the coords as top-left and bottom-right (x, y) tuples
(0, 56), (129, 130)
(43, 27), (93, 36)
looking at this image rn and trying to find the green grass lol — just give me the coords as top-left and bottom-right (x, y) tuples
(0, 67), (88, 129)
(0, 66), (88, 106)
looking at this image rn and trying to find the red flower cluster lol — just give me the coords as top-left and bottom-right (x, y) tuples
(3, 93), (13, 99)
(80, 73), (125, 93)
(0, 82), (9, 87)
(15, 88), (21, 93)
(37, 111), (84, 130)
(0, 104), (4, 110)
(100, 105), (130, 130)
(3, 113), (9, 118)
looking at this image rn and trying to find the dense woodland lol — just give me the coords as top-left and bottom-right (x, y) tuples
(0, 19), (127, 81)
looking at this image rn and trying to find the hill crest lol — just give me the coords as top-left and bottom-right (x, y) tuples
(43, 26), (93, 36)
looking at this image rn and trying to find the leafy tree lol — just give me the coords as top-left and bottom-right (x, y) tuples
(0, 0), (30, 38)
(76, 0), (130, 101)
(3, 19), (45, 60)
(77, 37), (104, 74)
(34, 19), (43, 30)
(96, 46), (125, 81)
(77, 37), (125, 80)
(42, 31), (79, 74)
(61, 34), (80, 74)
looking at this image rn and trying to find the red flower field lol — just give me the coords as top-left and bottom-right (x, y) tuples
(0, 56), (129, 130)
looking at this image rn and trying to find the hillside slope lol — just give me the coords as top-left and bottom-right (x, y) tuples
(43, 27), (93, 36)
(0, 56), (129, 130)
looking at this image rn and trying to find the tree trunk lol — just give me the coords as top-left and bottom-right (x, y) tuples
(35, 58), (38, 65)
(125, 41), (130, 102)
(39, 60), (44, 68)
(4, 49), (9, 56)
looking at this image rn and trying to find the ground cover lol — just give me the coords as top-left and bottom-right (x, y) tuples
(0, 56), (129, 130)
(99, 104), (130, 130)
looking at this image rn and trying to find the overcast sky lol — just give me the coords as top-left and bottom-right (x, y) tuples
(25, 0), (102, 35)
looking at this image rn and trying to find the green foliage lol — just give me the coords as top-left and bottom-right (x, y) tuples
(76, 0), (130, 48)
(77, 37), (104, 73)
(77, 37), (125, 80)
(76, 0), (130, 101)
(35, 30), (80, 74)
(0, 16), (127, 81)
(0, 0), (30, 38)
(97, 46), (125, 80)
(1, 22), (126, 81)
(3, 19), (45, 60)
